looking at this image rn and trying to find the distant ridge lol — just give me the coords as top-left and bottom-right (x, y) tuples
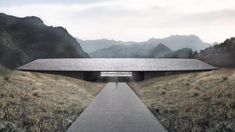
(144, 35), (210, 51)
(77, 35), (210, 58)
(90, 43), (172, 58)
(77, 38), (137, 53)
(78, 35), (210, 55)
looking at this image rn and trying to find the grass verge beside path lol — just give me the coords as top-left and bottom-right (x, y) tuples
(129, 69), (235, 132)
(0, 71), (105, 131)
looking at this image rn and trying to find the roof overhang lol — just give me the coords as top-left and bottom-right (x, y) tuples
(17, 58), (217, 72)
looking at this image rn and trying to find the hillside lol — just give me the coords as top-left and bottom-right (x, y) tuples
(0, 13), (89, 69)
(0, 71), (104, 131)
(197, 37), (235, 67)
(129, 69), (235, 132)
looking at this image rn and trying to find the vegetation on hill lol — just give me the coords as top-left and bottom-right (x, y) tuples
(0, 71), (104, 131)
(129, 69), (235, 132)
(0, 13), (89, 69)
(159, 37), (235, 68)
(196, 37), (235, 67)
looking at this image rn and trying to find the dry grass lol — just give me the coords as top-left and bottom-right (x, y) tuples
(0, 71), (105, 131)
(129, 69), (235, 132)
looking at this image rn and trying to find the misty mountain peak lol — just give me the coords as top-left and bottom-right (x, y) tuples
(147, 43), (172, 58)
(156, 43), (171, 50)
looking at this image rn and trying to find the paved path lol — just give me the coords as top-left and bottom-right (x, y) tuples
(67, 83), (167, 132)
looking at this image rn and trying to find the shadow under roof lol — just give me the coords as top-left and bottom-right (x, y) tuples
(18, 58), (217, 72)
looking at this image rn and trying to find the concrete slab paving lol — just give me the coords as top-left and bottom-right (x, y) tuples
(67, 83), (167, 132)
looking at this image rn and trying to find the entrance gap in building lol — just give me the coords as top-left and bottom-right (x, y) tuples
(101, 72), (132, 77)
(100, 72), (132, 82)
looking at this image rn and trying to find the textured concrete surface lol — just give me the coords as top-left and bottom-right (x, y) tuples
(67, 83), (167, 132)
(18, 58), (216, 71)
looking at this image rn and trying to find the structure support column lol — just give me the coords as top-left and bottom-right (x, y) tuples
(84, 71), (100, 81)
(132, 72), (144, 81)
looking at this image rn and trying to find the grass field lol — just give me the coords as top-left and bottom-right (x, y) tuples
(0, 71), (105, 131)
(1, 68), (235, 131)
(129, 69), (235, 132)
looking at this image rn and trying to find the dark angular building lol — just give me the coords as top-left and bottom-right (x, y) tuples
(18, 58), (217, 81)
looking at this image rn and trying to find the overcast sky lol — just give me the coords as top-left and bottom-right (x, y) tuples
(0, 0), (235, 43)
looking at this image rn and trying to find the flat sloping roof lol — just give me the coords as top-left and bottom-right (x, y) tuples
(18, 58), (217, 72)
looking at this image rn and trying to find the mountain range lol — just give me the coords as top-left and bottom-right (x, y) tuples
(79, 35), (210, 56)
(77, 39), (136, 53)
(83, 35), (235, 67)
(90, 43), (171, 58)
(79, 35), (210, 58)
(0, 13), (89, 69)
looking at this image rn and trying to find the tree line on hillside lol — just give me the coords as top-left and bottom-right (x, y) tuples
(196, 37), (235, 67)
(163, 37), (235, 67)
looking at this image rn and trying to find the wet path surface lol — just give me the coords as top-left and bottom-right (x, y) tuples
(67, 83), (167, 132)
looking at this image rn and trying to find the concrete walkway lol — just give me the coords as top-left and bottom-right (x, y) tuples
(67, 83), (167, 132)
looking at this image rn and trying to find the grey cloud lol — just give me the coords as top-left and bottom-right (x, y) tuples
(160, 9), (235, 28)
(0, 0), (109, 6)
(71, 5), (149, 19)
(184, 9), (235, 22)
